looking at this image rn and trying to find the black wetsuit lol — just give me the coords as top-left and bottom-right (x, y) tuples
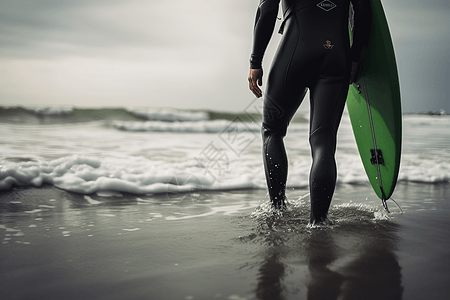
(250, 0), (371, 223)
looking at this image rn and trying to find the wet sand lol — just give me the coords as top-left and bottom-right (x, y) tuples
(1, 182), (449, 300)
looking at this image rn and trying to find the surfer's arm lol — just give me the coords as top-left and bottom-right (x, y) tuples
(350, 0), (372, 63)
(249, 0), (280, 69)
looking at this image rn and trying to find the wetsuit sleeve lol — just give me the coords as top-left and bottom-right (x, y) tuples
(249, 0), (280, 69)
(350, 0), (372, 62)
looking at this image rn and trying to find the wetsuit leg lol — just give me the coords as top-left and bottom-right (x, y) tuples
(308, 124), (338, 223)
(308, 73), (349, 223)
(262, 127), (288, 208)
(262, 15), (308, 208)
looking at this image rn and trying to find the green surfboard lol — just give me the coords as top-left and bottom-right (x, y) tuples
(347, 0), (402, 205)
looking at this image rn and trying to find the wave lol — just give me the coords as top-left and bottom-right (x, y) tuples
(0, 155), (265, 194)
(0, 106), (141, 124)
(0, 105), (209, 122)
(0, 106), (210, 124)
(129, 107), (208, 122)
(112, 120), (263, 133)
(1, 154), (448, 195)
(0, 105), (309, 126)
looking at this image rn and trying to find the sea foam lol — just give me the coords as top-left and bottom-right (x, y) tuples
(128, 107), (209, 122)
(0, 155), (266, 194)
(0, 111), (449, 195)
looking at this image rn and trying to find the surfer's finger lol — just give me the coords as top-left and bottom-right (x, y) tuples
(250, 85), (262, 98)
(249, 80), (262, 98)
(255, 87), (262, 98)
(248, 71), (262, 97)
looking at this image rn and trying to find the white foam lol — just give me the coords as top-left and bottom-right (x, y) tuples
(84, 196), (101, 205)
(122, 228), (140, 232)
(1, 148), (449, 196)
(0, 154), (265, 194)
(0, 114), (449, 197)
(374, 210), (391, 220)
(128, 107), (209, 122)
(112, 120), (259, 133)
(112, 119), (307, 133)
(96, 191), (123, 197)
(24, 209), (43, 214)
(398, 153), (450, 183)
(38, 205), (55, 209)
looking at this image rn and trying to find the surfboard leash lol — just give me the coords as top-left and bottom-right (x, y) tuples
(382, 199), (391, 213)
(359, 63), (390, 214)
(382, 197), (404, 214)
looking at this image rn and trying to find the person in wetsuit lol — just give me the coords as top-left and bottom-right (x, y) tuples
(248, 0), (371, 224)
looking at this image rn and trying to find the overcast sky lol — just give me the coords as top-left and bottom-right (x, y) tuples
(1, 0), (449, 113)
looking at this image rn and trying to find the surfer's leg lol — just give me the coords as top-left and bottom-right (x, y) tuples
(309, 124), (338, 223)
(260, 16), (308, 208)
(308, 76), (348, 224)
(261, 91), (306, 208)
(261, 126), (288, 208)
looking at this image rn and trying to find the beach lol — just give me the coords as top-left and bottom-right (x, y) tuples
(1, 106), (449, 299)
(1, 182), (449, 300)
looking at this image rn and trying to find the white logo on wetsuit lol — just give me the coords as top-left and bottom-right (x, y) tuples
(317, 0), (337, 12)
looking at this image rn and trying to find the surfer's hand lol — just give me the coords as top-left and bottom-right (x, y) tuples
(349, 62), (359, 84)
(248, 68), (263, 98)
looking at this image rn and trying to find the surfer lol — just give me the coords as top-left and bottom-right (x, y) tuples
(248, 0), (371, 224)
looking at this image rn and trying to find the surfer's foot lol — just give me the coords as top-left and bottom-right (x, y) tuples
(271, 197), (287, 210)
(309, 217), (333, 227)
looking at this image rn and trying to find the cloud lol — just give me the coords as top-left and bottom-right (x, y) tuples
(0, 0), (255, 60)
(0, 0), (257, 110)
(0, 0), (183, 59)
(1, 0), (448, 112)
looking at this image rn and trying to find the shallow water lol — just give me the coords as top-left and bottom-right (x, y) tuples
(1, 182), (449, 300)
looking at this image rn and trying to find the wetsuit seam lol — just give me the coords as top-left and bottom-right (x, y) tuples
(309, 76), (349, 139)
(283, 15), (300, 103)
(309, 123), (334, 139)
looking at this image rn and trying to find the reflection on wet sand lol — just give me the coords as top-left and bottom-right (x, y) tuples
(251, 206), (403, 300)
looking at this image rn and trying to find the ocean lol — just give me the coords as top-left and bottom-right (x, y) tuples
(1, 105), (448, 193)
(1, 105), (449, 299)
